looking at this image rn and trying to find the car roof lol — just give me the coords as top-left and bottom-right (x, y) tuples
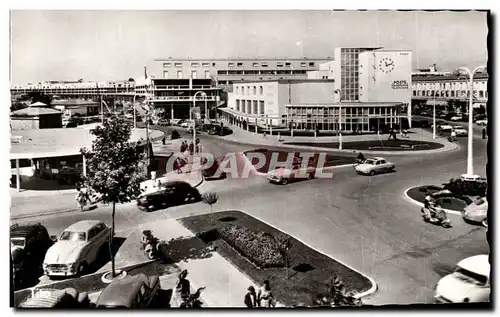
(20, 288), (77, 308)
(96, 274), (149, 307)
(370, 157), (386, 161)
(457, 254), (490, 277)
(64, 220), (103, 232)
(10, 223), (44, 238)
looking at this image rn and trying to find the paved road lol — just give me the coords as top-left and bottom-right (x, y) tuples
(13, 127), (489, 305)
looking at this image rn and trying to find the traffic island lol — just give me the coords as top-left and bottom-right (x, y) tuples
(179, 210), (376, 307)
(286, 140), (444, 152)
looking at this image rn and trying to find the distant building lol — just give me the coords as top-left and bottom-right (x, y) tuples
(52, 99), (100, 117)
(10, 102), (62, 130)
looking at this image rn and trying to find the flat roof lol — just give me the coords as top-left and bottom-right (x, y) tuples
(234, 79), (335, 84)
(153, 57), (333, 62)
(285, 102), (403, 107)
(10, 125), (165, 160)
(413, 73), (488, 82)
(11, 107), (62, 117)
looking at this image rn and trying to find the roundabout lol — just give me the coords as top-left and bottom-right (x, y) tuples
(286, 139), (445, 152)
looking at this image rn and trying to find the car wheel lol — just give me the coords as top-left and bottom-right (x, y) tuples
(77, 262), (88, 277)
(281, 178), (288, 185)
(369, 170), (375, 176)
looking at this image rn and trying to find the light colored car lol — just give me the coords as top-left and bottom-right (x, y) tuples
(434, 254), (490, 303)
(450, 116), (462, 121)
(354, 157), (395, 176)
(43, 220), (110, 277)
(438, 124), (453, 131)
(267, 159), (316, 185)
(462, 197), (488, 224)
(476, 119), (488, 126)
(453, 126), (468, 136)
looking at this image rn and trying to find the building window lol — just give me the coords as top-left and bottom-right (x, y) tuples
(177, 71), (183, 79)
(485, 91), (488, 98)
(163, 71), (168, 79)
(253, 101), (258, 114)
(217, 70), (228, 75)
(262, 62), (268, 67)
(241, 101), (245, 113)
(174, 63), (183, 67)
(191, 71), (197, 79)
(252, 62), (259, 67)
(450, 90), (455, 97)
(237, 62), (243, 67)
(228, 62), (235, 67)
(285, 62), (291, 67)
(259, 101), (264, 114)
(236, 100), (240, 112)
(253, 86), (256, 95)
(205, 70), (211, 79)
(242, 86), (245, 94)
(236, 86), (240, 94)
(309, 62), (315, 67)
(277, 62), (283, 67)
(247, 101), (251, 114)
(202, 63), (210, 67)
(163, 63), (171, 68)
(212, 63), (216, 67)
(301, 62), (307, 67)
(259, 86), (263, 95)
(191, 63), (200, 67)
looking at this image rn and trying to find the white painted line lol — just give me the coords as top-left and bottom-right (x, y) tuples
(403, 187), (463, 216)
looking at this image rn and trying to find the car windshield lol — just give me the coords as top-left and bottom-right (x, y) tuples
(364, 160), (376, 165)
(474, 198), (485, 205)
(454, 267), (488, 285)
(11, 237), (26, 248)
(59, 231), (86, 242)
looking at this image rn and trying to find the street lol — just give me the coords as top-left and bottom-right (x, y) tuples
(11, 125), (489, 305)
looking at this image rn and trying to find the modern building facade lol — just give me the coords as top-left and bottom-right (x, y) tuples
(221, 47), (413, 133)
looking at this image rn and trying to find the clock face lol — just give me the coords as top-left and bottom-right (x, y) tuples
(378, 57), (395, 73)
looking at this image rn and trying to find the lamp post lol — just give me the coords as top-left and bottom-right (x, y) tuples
(458, 65), (486, 180)
(192, 91), (207, 161)
(132, 94), (139, 129)
(433, 94), (436, 139)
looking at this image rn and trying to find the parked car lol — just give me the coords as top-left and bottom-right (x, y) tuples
(453, 126), (468, 136)
(267, 156), (316, 185)
(19, 288), (91, 308)
(157, 118), (170, 126)
(43, 220), (110, 277)
(354, 157), (395, 176)
(438, 124), (453, 132)
(434, 254), (490, 303)
(166, 129), (181, 140)
(96, 273), (160, 308)
(201, 156), (227, 180)
(180, 120), (193, 128)
(449, 115), (462, 121)
(11, 223), (54, 289)
(462, 197), (488, 224)
(476, 119), (488, 126)
(209, 126), (233, 136)
(137, 181), (201, 211)
(171, 119), (183, 126)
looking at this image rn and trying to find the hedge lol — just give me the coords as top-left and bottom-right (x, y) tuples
(217, 224), (285, 268)
(443, 178), (487, 197)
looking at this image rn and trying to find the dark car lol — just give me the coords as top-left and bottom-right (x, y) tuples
(209, 126), (233, 136)
(96, 274), (160, 308)
(19, 287), (91, 308)
(201, 157), (227, 180)
(137, 181), (201, 212)
(166, 129), (181, 140)
(11, 223), (54, 290)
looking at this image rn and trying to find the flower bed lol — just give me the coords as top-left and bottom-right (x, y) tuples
(217, 224), (285, 268)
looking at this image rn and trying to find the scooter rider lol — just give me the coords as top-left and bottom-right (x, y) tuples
(356, 152), (365, 164)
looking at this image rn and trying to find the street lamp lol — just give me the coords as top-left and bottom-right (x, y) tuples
(192, 91), (207, 160)
(433, 92), (436, 139)
(458, 65), (486, 180)
(132, 94), (139, 129)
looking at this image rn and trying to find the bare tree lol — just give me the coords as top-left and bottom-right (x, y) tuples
(202, 192), (219, 212)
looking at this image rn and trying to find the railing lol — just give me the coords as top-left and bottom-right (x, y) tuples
(412, 95), (488, 102)
(153, 85), (214, 90)
(150, 96), (216, 101)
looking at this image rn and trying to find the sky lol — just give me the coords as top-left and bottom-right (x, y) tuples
(10, 10), (489, 85)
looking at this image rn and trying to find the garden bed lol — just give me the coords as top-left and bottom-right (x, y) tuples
(179, 210), (373, 306)
(406, 184), (478, 211)
(286, 140), (444, 151)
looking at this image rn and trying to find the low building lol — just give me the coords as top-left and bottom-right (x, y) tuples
(52, 99), (100, 117)
(10, 102), (62, 130)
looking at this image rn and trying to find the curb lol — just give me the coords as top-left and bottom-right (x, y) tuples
(403, 187), (463, 216)
(186, 210), (378, 301)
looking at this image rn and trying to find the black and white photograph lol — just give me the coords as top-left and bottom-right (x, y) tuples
(7, 6), (492, 309)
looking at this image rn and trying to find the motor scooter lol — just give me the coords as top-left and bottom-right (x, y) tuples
(180, 287), (205, 308)
(421, 206), (452, 228)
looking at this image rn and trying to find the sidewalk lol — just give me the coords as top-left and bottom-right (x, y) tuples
(210, 124), (458, 155)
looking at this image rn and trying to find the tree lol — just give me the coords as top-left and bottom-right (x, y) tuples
(10, 101), (28, 112)
(80, 116), (146, 278)
(276, 236), (293, 279)
(128, 78), (135, 82)
(27, 91), (52, 106)
(202, 192), (219, 212)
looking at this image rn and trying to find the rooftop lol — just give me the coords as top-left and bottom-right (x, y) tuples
(412, 73), (489, 82)
(52, 99), (99, 106)
(235, 79), (335, 84)
(11, 107), (62, 117)
(153, 57), (333, 62)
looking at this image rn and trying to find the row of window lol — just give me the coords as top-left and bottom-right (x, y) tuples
(413, 90), (488, 99)
(287, 107), (395, 116)
(413, 81), (487, 90)
(235, 100), (265, 115)
(235, 85), (264, 96)
(163, 70), (212, 79)
(162, 62), (317, 69)
(217, 70), (308, 75)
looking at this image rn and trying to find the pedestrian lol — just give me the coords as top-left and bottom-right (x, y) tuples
(482, 127), (486, 139)
(257, 280), (274, 308)
(450, 129), (457, 142)
(244, 286), (257, 308)
(173, 269), (191, 307)
(180, 141), (186, 153)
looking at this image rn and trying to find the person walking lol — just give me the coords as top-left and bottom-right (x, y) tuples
(180, 141), (187, 153)
(173, 270), (191, 307)
(450, 129), (457, 142)
(257, 280), (274, 308)
(244, 286), (258, 308)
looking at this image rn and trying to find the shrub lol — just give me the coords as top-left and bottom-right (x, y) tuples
(217, 224), (285, 268)
(443, 178), (487, 197)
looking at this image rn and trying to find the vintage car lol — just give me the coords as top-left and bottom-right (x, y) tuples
(437, 124), (454, 132)
(462, 197), (488, 224)
(450, 115), (463, 121)
(354, 157), (395, 176)
(267, 157), (316, 185)
(43, 220), (110, 277)
(19, 288), (91, 308)
(96, 274), (160, 308)
(434, 254), (490, 303)
(11, 223), (54, 290)
(208, 126), (233, 136)
(137, 181), (201, 212)
(453, 125), (468, 136)
(476, 119), (488, 126)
